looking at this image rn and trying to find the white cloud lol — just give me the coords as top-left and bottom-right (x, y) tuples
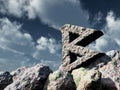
(0, 18), (34, 54)
(0, 18), (61, 71)
(0, 18), (35, 71)
(0, 0), (26, 17)
(105, 11), (120, 46)
(0, 0), (89, 29)
(36, 36), (61, 54)
(88, 11), (120, 52)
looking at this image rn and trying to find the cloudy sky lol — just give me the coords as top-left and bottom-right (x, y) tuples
(0, 0), (120, 71)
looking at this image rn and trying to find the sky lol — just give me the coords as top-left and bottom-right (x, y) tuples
(0, 0), (120, 71)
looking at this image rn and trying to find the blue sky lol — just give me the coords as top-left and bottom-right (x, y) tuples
(0, 0), (120, 71)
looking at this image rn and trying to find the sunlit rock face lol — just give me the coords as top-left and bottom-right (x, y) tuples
(72, 67), (102, 90)
(4, 64), (52, 90)
(88, 50), (120, 90)
(44, 70), (76, 90)
(100, 51), (120, 90)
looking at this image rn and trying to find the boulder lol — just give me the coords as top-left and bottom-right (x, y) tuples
(72, 67), (102, 90)
(44, 70), (76, 90)
(88, 50), (120, 90)
(4, 64), (52, 90)
(100, 51), (120, 90)
(0, 72), (13, 90)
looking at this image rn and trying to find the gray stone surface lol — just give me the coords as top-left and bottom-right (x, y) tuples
(89, 50), (120, 90)
(44, 70), (76, 90)
(60, 24), (120, 89)
(4, 64), (52, 90)
(60, 24), (104, 72)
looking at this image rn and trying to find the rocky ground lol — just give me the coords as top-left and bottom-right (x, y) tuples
(0, 24), (120, 90)
(0, 50), (119, 90)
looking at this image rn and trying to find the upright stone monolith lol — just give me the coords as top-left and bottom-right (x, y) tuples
(60, 24), (105, 72)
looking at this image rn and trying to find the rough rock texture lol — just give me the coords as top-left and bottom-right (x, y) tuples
(5, 64), (52, 90)
(44, 70), (76, 90)
(101, 51), (120, 90)
(88, 50), (120, 90)
(72, 67), (102, 90)
(60, 24), (104, 72)
(0, 72), (13, 90)
(60, 24), (120, 90)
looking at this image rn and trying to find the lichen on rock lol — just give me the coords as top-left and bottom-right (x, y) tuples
(72, 67), (102, 90)
(44, 70), (76, 90)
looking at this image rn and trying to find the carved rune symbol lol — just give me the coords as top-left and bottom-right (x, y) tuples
(61, 24), (105, 72)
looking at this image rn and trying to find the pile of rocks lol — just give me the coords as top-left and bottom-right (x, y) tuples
(4, 64), (52, 90)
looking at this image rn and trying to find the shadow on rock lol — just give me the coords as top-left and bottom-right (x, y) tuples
(101, 78), (117, 90)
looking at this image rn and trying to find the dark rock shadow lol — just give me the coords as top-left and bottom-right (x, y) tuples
(101, 78), (117, 90)
(88, 54), (112, 70)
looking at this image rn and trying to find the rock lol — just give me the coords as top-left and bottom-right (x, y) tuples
(100, 51), (120, 90)
(88, 50), (120, 90)
(4, 64), (52, 90)
(72, 67), (102, 90)
(60, 24), (104, 72)
(44, 70), (76, 90)
(0, 71), (13, 90)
